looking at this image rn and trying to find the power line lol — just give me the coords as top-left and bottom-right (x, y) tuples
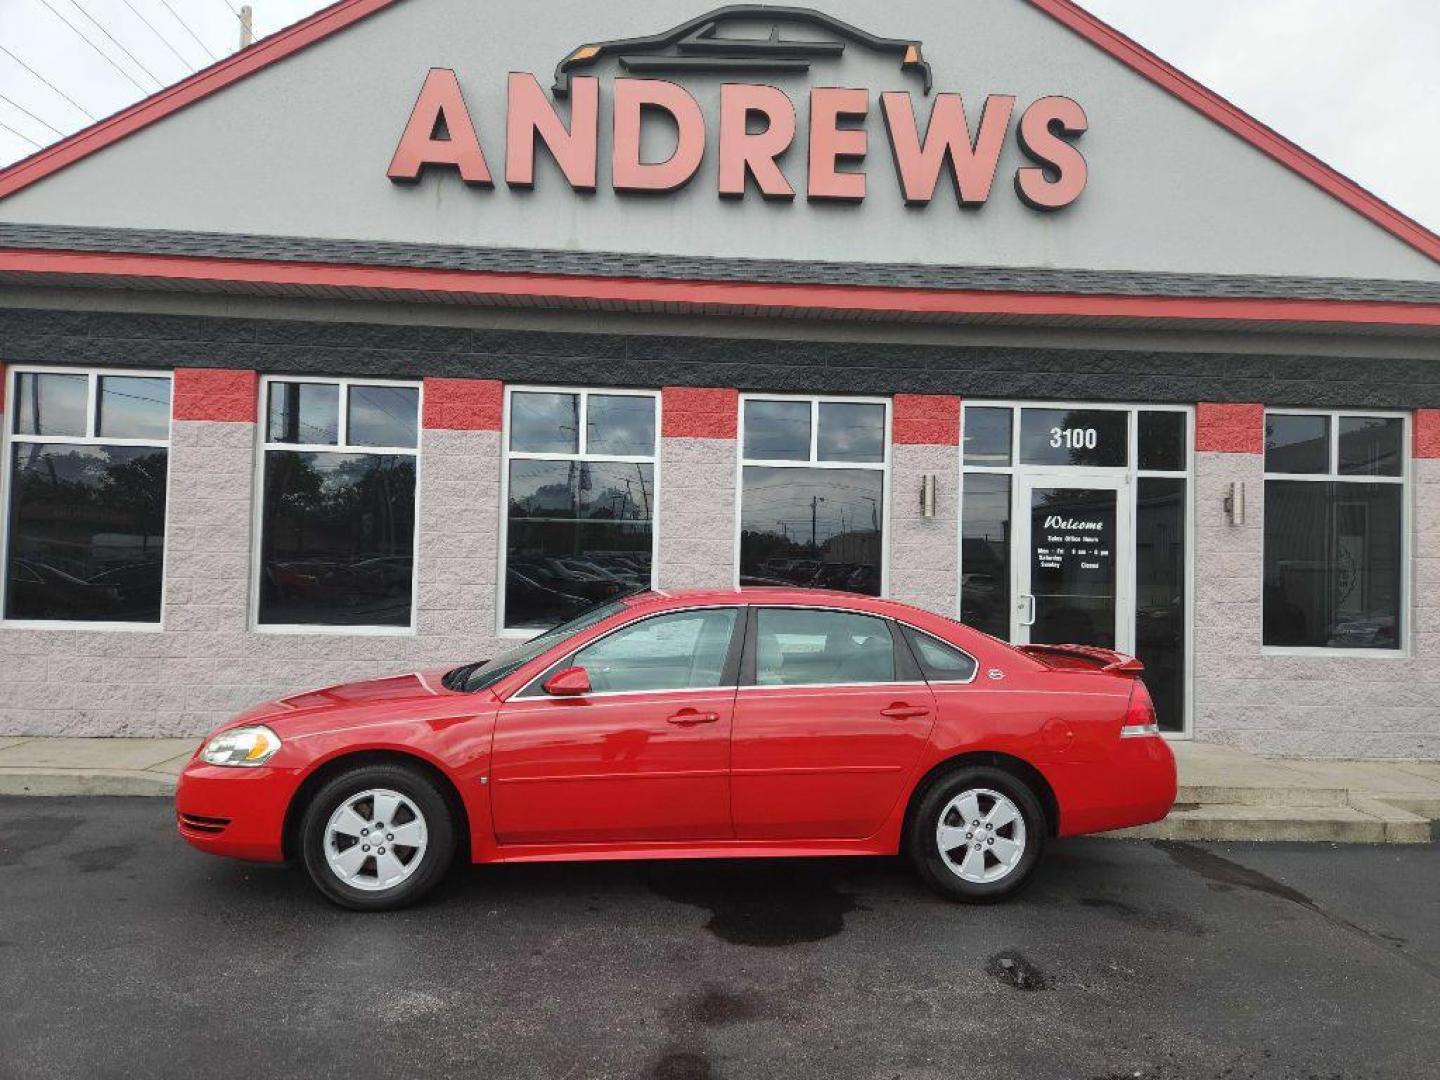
(0, 91), (65, 138)
(0, 43), (97, 122)
(35, 0), (151, 95)
(117, 0), (195, 74)
(66, 0), (166, 88)
(154, 0), (219, 62)
(217, 0), (243, 17)
(0, 119), (43, 150)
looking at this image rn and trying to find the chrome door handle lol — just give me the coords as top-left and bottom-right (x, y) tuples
(880, 704), (930, 719)
(1018, 594), (1037, 627)
(667, 709), (720, 726)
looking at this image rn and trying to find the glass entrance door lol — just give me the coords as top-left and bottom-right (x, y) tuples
(1013, 474), (1133, 652)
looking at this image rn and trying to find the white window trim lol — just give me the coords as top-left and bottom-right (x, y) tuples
(1261, 408), (1411, 658)
(958, 401), (1195, 738)
(497, 385), (662, 638)
(251, 375), (423, 636)
(735, 393), (893, 597)
(0, 364), (174, 631)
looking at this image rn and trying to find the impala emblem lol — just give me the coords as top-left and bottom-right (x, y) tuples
(987, 668), (1005, 681)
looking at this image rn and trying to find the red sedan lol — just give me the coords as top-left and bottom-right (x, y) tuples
(177, 589), (1175, 910)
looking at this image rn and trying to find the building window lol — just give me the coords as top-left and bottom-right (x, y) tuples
(256, 377), (420, 629)
(739, 396), (889, 595)
(501, 387), (658, 632)
(1263, 411), (1407, 651)
(3, 368), (172, 624)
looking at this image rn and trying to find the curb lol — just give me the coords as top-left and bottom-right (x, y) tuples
(0, 769), (177, 797)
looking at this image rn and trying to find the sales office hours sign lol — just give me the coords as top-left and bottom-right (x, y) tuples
(386, 5), (1089, 210)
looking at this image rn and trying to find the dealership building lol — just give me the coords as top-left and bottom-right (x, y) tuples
(0, 0), (1437, 755)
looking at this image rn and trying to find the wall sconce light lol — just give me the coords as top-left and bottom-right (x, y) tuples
(1223, 481), (1246, 525)
(920, 473), (938, 519)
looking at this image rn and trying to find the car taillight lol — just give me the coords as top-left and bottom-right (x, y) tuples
(1120, 680), (1160, 738)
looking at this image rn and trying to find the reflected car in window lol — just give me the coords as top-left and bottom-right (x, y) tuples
(178, 588), (1176, 912)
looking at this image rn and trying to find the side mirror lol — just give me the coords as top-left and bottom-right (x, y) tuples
(543, 666), (591, 697)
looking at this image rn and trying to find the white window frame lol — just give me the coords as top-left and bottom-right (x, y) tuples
(251, 374), (423, 636)
(497, 385), (662, 638)
(735, 393), (893, 597)
(958, 400), (1195, 738)
(0, 364), (174, 631)
(1261, 407), (1411, 659)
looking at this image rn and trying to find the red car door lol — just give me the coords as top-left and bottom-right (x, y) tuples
(732, 606), (936, 840)
(491, 606), (742, 845)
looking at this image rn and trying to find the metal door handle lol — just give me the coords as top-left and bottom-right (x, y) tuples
(880, 704), (930, 719)
(667, 710), (720, 726)
(1018, 594), (1037, 627)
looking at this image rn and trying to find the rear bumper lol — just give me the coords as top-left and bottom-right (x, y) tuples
(175, 763), (302, 862)
(1045, 735), (1178, 837)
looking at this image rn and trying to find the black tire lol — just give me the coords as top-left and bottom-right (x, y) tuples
(907, 766), (1046, 903)
(299, 763), (456, 912)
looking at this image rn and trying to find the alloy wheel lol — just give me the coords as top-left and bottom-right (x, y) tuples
(323, 788), (429, 892)
(936, 787), (1027, 884)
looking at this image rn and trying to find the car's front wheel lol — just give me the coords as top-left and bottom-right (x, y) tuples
(299, 763), (455, 911)
(908, 766), (1046, 903)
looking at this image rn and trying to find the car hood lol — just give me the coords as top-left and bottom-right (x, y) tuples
(224, 668), (459, 733)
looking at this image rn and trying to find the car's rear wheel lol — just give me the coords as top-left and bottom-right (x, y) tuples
(299, 763), (455, 911)
(908, 766), (1046, 903)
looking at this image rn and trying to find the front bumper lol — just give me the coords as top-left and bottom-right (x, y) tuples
(175, 761), (303, 862)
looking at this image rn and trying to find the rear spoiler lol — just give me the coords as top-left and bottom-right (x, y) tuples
(1019, 643), (1144, 674)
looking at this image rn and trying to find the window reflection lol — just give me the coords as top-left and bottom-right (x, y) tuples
(962, 407), (1012, 466)
(960, 473), (1010, 639)
(258, 452), (416, 627)
(739, 466), (882, 595)
(14, 373), (87, 437)
(743, 400), (810, 460)
(817, 402), (885, 462)
(1264, 414), (1328, 474)
(1264, 480), (1402, 649)
(505, 459), (654, 629)
(347, 385), (419, 449)
(587, 395), (656, 457)
(1337, 416), (1402, 477)
(6, 443), (168, 622)
(1136, 478), (1186, 731)
(1018, 409), (1128, 467)
(510, 392), (579, 454)
(267, 382), (339, 445)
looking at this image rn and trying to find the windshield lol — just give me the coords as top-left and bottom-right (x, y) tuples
(445, 598), (631, 693)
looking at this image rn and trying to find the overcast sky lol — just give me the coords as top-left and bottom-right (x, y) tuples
(0, 0), (1436, 232)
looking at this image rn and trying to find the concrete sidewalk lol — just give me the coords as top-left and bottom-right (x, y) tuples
(1, 736), (1437, 842)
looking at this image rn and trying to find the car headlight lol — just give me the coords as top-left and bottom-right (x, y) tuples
(200, 725), (282, 767)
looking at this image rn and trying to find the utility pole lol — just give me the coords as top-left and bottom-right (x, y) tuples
(239, 5), (254, 49)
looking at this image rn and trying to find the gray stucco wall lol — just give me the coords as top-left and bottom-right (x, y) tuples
(1191, 452), (1440, 759)
(888, 442), (959, 616)
(657, 435), (738, 591)
(1, 0), (1435, 283)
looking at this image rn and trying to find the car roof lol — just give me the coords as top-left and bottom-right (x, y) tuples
(621, 587), (908, 614)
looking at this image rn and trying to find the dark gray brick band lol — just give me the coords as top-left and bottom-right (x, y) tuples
(0, 306), (1435, 408)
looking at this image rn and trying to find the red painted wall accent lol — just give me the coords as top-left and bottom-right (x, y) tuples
(422, 377), (502, 431)
(1414, 410), (1440, 459)
(662, 387), (738, 439)
(1195, 402), (1264, 454)
(894, 394), (961, 445)
(172, 368), (258, 423)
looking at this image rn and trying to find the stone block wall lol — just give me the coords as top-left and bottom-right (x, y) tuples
(657, 387), (738, 590)
(888, 395), (961, 616)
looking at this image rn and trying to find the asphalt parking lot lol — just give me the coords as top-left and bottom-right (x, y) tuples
(0, 797), (1436, 1080)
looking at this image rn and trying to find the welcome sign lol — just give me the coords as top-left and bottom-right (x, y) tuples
(387, 5), (1088, 210)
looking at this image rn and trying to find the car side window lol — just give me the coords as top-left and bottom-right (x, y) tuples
(572, 608), (739, 694)
(753, 608), (896, 686)
(902, 627), (978, 682)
